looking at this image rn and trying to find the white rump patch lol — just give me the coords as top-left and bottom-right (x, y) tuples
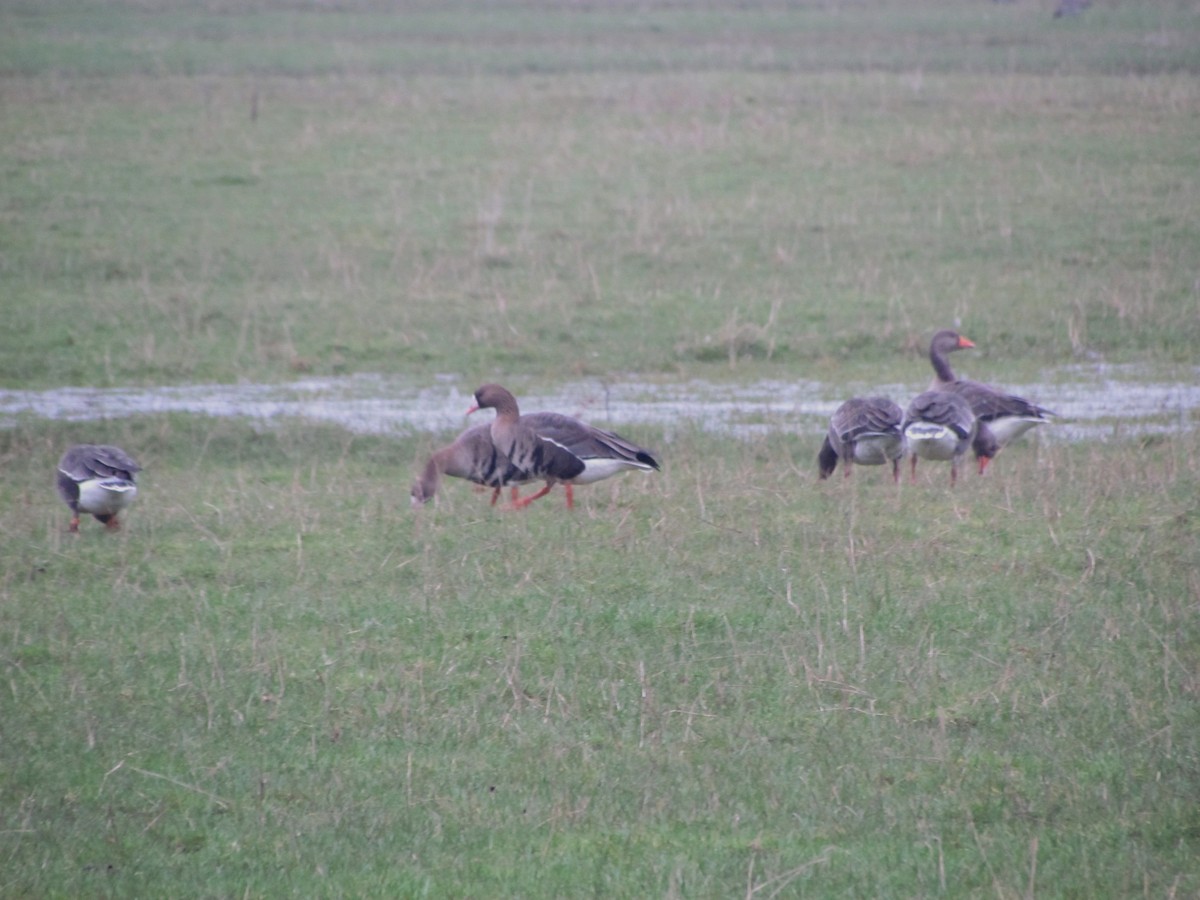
(905, 423), (951, 441)
(77, 478), (138, 516)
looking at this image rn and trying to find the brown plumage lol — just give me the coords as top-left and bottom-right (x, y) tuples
(467, 384), (659, 509)
(410, 424), (533, 507)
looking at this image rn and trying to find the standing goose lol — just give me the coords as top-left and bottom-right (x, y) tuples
(57, 444), (140, 532)
(468, 384), (660, 509)
(818, 396), (906, 482)
(902, 391), (983, 487)
(410, 424), (533, 507)
(927, 328), (1056, 468)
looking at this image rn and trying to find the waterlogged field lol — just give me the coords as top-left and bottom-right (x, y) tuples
(2, 1), (1199, 896)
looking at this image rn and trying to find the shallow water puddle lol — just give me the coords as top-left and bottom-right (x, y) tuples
(0, 367), (1196, 443)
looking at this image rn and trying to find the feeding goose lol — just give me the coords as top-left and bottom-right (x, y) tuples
(467, 384), (660, 509)
(57, 444), (140, 532)
(818, 396), (906, 482)
(903, 391), (996, 486)
(410, 423), (534, 507)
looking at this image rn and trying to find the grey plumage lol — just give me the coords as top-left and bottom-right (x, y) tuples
(926, 328), (1055, 458)
(818, 396), (906, 482)
(903, 391), (978, 486)
(927, 329), (976, 388)
(56, 444), (141, 531)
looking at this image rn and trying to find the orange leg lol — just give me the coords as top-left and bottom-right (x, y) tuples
(909, 456), (919, 484)
(512, 483), (554, 509)
(977, 456), (992, 475)
(68, 516), (81, 533)
(564, 484), (575, 510)
(105, 516), (122, 531)
(489, 486), (522, 505)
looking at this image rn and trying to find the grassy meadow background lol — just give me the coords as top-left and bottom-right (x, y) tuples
(2, 0), (1199, 896)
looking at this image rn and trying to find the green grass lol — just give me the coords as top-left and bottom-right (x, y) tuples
(1, 416), (1198, 896)
(3, 1), (1200, 895)
(2, 1), (1199, 388)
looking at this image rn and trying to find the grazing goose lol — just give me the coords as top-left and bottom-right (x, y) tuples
(57, 444), (140, 532)
(902, 391), (981, 486)
(927, 328), (1056, 461)
(468, 384), (660, 509)
(410, 424), (533, 507)
(818, 396), (906, 482)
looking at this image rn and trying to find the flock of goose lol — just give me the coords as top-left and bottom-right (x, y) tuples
(53, 329), (1053, 530)
(406, 328), (1053, 507)
(820, 329), (1055, 486)
(52, 382), (663, 530)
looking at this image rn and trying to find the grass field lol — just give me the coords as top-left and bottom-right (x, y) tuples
(2, 0), (1199, 388)
(2, 1), (1199, 896)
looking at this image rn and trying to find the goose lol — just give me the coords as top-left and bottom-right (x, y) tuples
(902, 391), (986, 486)
(927, 328), (1056, 466)
(817, 396), (906, 482)
(467, 384), (660, 509)
(410, 424), (533, 507)
(56, 444), (140, 532)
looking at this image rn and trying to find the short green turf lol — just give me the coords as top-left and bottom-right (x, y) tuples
(2, 1), (1199, 895)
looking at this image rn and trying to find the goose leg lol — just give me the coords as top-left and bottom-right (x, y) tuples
(512, 483), (555, 509)
(564, 484), (575, 510)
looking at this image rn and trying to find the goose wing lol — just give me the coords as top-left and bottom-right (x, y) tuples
(946, 380), (1054, 422)
(832, 397), (903, 443)
(905, 391), (975, 440)
(59, 444), (140, 482)
(525, 412), (659, 471)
